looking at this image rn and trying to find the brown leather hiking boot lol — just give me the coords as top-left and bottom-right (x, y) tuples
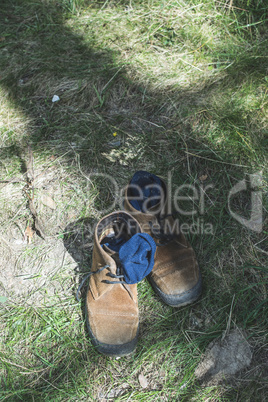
(85, 211), (156, 356)
(124, 171), (202, 307)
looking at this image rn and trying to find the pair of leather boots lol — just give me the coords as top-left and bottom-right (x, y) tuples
(84, 171), (202, 356)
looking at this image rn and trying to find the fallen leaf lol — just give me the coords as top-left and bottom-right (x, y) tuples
(41, 194), (56, 210)
(199, 174), (208, 182)
(138, 373), (148, 388)
(25, 225), (34, 244)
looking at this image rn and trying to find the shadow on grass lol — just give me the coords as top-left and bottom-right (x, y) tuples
(63, 218), (94, 300)
(0, 0), (267, 170)
(0, 0), (267, 399)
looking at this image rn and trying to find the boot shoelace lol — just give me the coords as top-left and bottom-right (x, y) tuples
(76, 232), (156, 300)
(149, 213), (175, 246)
(76, 264), (127, 302)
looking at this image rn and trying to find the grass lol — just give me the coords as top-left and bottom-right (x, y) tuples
(0, 0), (267, 400)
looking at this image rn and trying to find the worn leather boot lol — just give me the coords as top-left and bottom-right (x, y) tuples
(85, 211), (156, 356)
(124, 171), (202, 307)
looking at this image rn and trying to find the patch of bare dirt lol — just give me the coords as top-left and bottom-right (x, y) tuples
(0, 232), (77, 305)
(0, 160), (82, 306)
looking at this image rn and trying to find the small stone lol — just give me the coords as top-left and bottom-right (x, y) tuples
(52, 95), (60, 102)
(195, 329), (252, 384)
(40, 194), (56, 210)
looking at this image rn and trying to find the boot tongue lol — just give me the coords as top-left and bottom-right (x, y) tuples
(118, 233), (156, 284)
(102, 244), (121, 267)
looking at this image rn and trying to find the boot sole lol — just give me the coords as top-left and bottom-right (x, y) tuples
(147, 272), (202, 307)
(85, 304), (139, 357)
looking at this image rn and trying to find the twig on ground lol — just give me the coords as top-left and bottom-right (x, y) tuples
(24, 145), (47, 239)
